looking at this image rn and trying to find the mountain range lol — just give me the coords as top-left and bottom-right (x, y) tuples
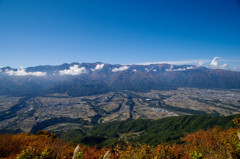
(1, 62), (240, 96)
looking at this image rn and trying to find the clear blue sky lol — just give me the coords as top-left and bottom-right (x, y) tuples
(0, 0), (240, 69)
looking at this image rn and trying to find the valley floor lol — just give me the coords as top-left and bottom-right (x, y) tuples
(0, 88), (240, 134)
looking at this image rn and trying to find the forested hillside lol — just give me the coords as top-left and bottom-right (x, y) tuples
(61, 115), (240, 147)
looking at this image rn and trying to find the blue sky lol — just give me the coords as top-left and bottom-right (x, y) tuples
(0, 0), (240, 70)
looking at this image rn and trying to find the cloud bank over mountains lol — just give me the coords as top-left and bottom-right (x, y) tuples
(91, 64), (104, 71)
(136, 57), (236, 70)
(5, 67), (47, 76)
(166, 66), (196, 72)
(136, 59), (209, 66)
(112, 66), (129, 72)
(59, 65), (87, 75)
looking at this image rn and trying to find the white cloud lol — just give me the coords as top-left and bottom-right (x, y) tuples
(112, 65), (129, 72)
(166, 68), (186, 72)
(6, 67), (46, 76)
(166, 65), (196, 72)
(221, 63), (228, 69)
(129, 57), (240, 70)
(210, 57), (230, 69)
(91, 64), (104, 71)
(210, 57), (219, 67)
(197, 61), (205, 67)
(135, 59), (211, 66)
(59, 65), (87, 75)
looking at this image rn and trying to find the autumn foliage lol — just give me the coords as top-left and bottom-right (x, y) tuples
(1, 118), (240, 159)
(0, 131), (74, 159)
